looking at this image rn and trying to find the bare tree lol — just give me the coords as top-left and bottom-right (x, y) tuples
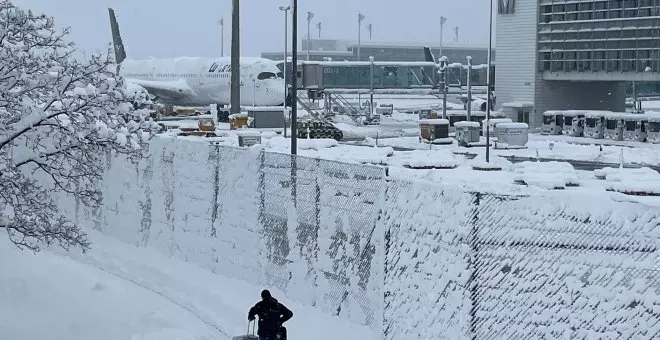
(0, 1), (156, 252)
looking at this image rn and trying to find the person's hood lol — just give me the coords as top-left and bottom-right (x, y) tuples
(263, 296), (279, 304)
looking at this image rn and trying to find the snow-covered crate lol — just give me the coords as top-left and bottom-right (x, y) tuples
(419, 118), (452, 144)
(454, 121), (481, 146)
(513, 161), (580, 189)
(600, 167), (660, 196)
(496, 122), (529, 148)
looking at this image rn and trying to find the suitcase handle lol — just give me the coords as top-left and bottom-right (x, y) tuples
(247, 319), (256, 336)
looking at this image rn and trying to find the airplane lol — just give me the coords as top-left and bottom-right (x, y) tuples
(108, 8), (286, 113)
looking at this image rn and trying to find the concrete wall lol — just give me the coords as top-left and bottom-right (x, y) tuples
(535, 81), (626, 121)
(494, 0), (539, 113)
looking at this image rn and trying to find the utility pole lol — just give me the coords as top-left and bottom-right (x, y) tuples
(230, 0), (240, 115)
(306, 11), (314, 61)
(219, 17), (224, 57)
(291, 0), (298, 154)
(357, 13), (365, 61)
(439, 16), (447, 58)
(316, 22), (322, 39)
(367, 23), (373, 40)
(454, 26), (459, 42)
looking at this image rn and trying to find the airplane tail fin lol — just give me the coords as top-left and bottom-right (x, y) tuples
(423, 46), (436, 63)
(108, 8), (126, 64)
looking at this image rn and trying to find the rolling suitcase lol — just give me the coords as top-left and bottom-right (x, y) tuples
(232, 320), (258, 340)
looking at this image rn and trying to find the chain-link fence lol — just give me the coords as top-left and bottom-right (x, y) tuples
(383, 180), (660, 339)
(69, 138), (660, 339)
(259, 151), (386, 328)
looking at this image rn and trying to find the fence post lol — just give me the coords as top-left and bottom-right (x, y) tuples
(259, 149), (266, 230)
(291, 153), (297, 207)
(210, 145), (220, 237)
(469, 192), (482, 340)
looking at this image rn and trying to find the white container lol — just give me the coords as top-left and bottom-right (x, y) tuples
(484, 118), (513, 139)
(454, 121), (481, 146)
(496, 122), (529, 147)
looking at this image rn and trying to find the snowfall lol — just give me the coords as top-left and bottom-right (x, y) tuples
(4, 96), (660, 339)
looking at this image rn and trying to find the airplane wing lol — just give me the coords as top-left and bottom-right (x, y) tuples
(125, 79), (193, 101)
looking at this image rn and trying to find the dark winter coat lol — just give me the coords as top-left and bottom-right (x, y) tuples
(248, 297), (293, 336)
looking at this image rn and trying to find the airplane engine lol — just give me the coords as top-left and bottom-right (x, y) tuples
(464, 98), (488, 112)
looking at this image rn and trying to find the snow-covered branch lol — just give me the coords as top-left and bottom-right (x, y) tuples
(0, 1), (157, 251)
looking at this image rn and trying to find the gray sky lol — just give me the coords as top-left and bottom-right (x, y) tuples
(16, 0), (493, 59)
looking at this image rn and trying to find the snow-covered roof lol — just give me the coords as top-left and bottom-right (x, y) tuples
(498, 122), (529, 129)
(454, 121), (480, 128)
(486, 118), (513, 124)
(419, 118), (449, 125)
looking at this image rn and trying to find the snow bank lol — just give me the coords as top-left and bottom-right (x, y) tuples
(264, 136), (338, 151)
(513, 161), (580, 189)
(388, 149), (459, 169)
(0, 230), (377, 340)
(595, 167), (660, 195)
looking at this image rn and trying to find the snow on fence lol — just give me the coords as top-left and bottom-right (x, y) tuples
(63, 136), (660, 339)
(382, 183), (660, 339)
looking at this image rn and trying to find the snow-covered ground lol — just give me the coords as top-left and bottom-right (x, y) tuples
(0, 230), (374, 340)
(369, 135), (660, 167)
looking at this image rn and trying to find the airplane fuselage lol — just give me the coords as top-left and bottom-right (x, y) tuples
(119, 57), (286, 107)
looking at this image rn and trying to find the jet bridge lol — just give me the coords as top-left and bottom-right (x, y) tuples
(301, 61), (438, 91)
(295, 59), (491, 125)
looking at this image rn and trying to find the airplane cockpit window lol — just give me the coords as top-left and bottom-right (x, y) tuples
(257, 72), (277, 80)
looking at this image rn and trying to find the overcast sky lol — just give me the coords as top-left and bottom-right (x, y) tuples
(16, 0), (494, 59)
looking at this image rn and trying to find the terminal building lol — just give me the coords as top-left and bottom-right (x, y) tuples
(261, 39), (495, 65)
(496, 0), (660, 127)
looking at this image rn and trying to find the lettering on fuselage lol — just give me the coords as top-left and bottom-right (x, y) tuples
(208, 63), (231, 73)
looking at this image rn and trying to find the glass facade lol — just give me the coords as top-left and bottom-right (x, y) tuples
(319, 65), (436, 89)
(538, 0), (660, 73)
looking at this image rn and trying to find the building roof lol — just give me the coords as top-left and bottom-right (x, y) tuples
(345, 40), (490, 50)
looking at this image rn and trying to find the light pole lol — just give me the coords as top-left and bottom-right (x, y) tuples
(316, 21), (321, 39)
(367, 23), (373, 40)
(439, 16), (447, 58)
(466, 56), (473, 122)
(279, 5), (290, 137)
(291, 0), (298, 154)
(306, 11), (314, 61)
(485, 0), (494, 163)
(357, 13), (365, 61)
(230, 0), (240, 115)
(219, 17), (224, 57)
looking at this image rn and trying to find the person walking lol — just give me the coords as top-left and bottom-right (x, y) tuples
(248, 290), (293, 340)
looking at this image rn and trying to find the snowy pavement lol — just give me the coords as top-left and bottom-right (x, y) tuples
(0, 231), (375, 340)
